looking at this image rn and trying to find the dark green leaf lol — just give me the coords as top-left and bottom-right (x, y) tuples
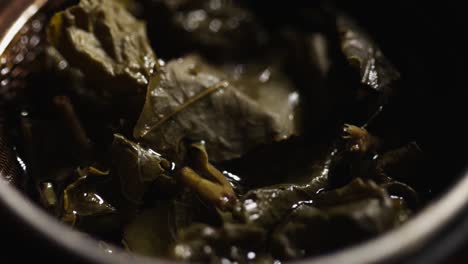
(47, 0), (157, 96)
(223, 63), (301, 137)
(376, 142), (423, 182)
(172, 223), (269, 263)
(271, 179), (405, 260)
(142, 0), (267, 60)
(123, 205), (175, 257)
(233, 125), (379, 229)
(337, 15), (400, 94)
(134, 55), (295, 162)
(63, 170), (115, 218)
(111, 134), (173, 204)
(60, 167), (121, 238)
(313, 178), (388, 208)
(234, 184), (312, 229)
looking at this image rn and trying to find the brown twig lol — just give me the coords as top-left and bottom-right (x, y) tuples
(20, 113), (34, 168)
(53, 95), (93, 158)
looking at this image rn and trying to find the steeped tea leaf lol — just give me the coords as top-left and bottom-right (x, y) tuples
(338, 15), (400, 94)
(112, 134), (173, 204)
(134, 55), (294, 162)
(47, 0), (157, 96)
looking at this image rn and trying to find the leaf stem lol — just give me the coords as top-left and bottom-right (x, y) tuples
(53, 95), (93, 158)
(140, 81), (229, 138)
